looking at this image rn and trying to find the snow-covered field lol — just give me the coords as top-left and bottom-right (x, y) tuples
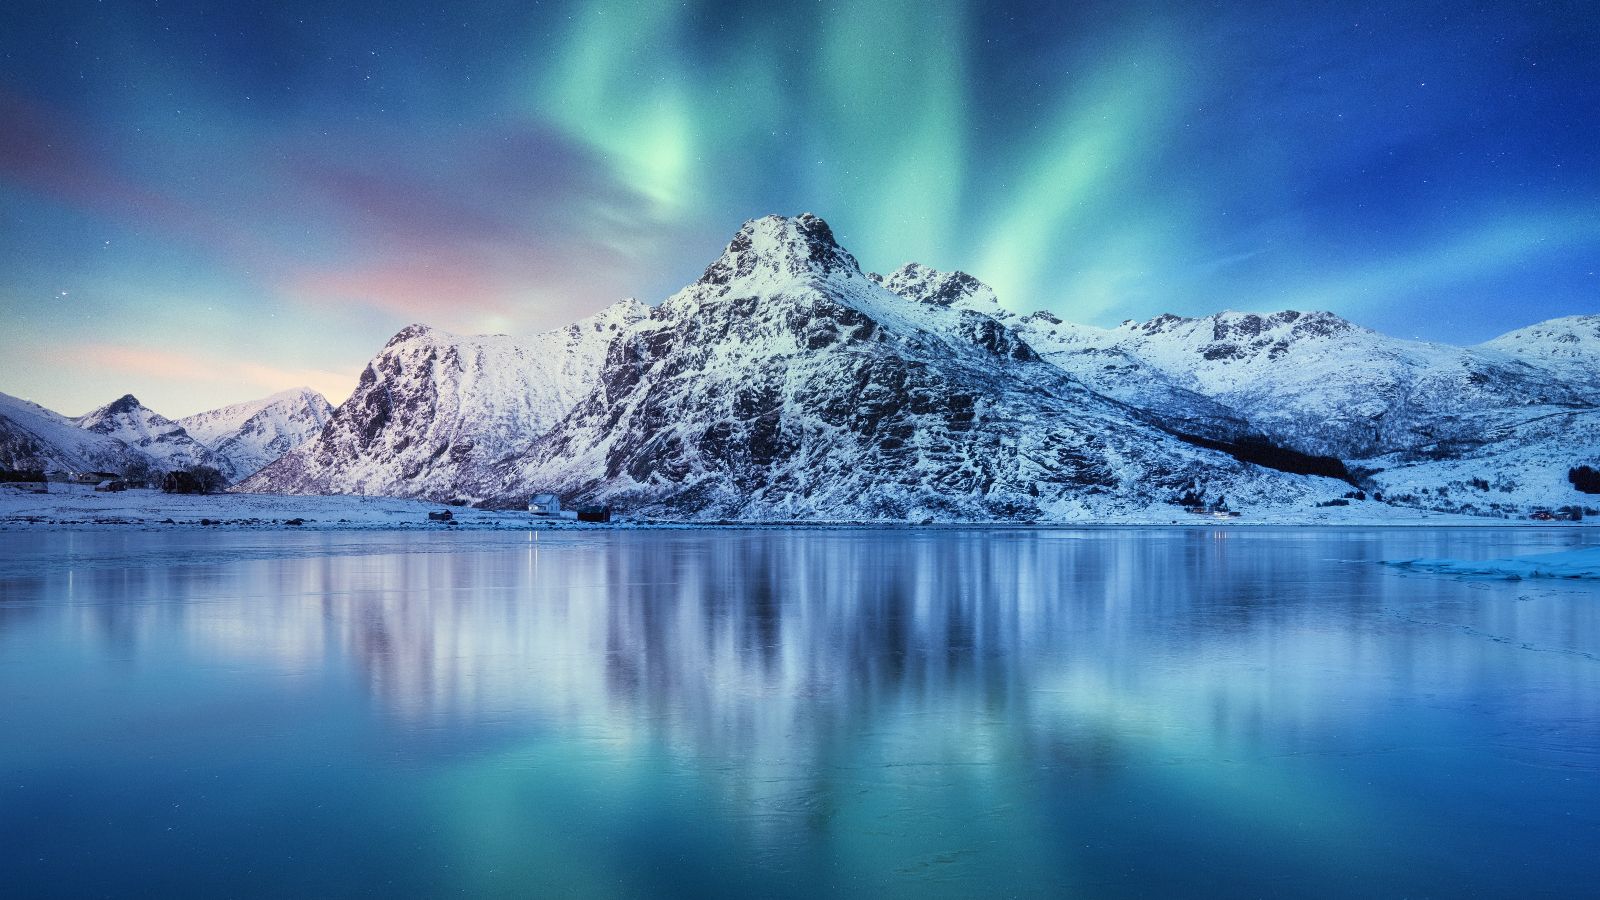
(1, 484), (1584, 530)
(1388, 546), (1600, 579)
(0, 485), (576, 531)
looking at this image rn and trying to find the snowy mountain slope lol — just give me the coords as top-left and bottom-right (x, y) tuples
(0, 391), (146, 474)
(178, 388), (334, 482)
(1014, 309), (1593, 460)
(1478, 314), (1600, 397)
(187, 211), (1593, 522)
(240, 299), (647, 497)
(1362, 407), (1600, 517)
(73, 394), (223, 473)
(865, 264), (1600, 516)
(875, 264), (1253, 442)
(483, 214), (1344, 520)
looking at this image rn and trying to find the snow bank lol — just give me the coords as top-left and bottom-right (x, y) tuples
(0, 485), (586, 531)
(0, 483), (1572, 530)
(1387, 546), (1600, 579)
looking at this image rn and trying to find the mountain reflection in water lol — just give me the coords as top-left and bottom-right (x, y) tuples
(1, 528), (1597, 897)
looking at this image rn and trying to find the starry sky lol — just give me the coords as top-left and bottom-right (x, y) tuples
(1, 0), (1596, 417)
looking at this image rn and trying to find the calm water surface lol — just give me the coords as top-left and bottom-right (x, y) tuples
(2, 528), (1598, 898)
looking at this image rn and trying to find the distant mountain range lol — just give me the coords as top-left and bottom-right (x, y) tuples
(240, 303), (645, 498)
(7, 212), (1597, 520)
(226, 213), (1599, 521)
(1, 387), (332, 484)
(175, 389), (336, 482)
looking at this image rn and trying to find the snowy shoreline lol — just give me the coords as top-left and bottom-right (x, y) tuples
(2, 486), (1593, 531)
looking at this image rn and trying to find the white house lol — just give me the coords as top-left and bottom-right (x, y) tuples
(528, 493), (562, 516)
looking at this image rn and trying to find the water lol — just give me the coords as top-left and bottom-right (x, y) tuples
(2, 528), (1597, 898)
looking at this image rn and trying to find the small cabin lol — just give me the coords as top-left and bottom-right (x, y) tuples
(528, 493), (563, 516)
(94, 479), (128, 493)
(577, 505), (612, 523)
(427, 509), (454, 522)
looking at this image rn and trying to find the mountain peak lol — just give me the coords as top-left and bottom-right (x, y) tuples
(104, 393), (145, 415)
(594, 296), (650, 325)
(880, 263), (1002, 313)
(1124, 309), (1360, 342)
(385, 323), (446, 348)
(260, 386), (324, 403)
(698, 213), (862, 287)
(1483, 313), (1600, 347)
(75, 393), (152, 425)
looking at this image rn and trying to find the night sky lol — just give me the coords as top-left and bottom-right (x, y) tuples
(1, 0), (1595, 416)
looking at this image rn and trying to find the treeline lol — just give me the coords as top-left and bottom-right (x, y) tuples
(0, 464), (228, 494)
(1570, 465), (1600, 495)
(1172, 432), (1354, 483)
(161, 466), (228, 494)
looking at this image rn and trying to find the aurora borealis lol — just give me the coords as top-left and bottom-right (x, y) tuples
(1, 0), (1596, 416)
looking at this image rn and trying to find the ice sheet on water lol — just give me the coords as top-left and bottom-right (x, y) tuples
(1387, 546), (1600, 579)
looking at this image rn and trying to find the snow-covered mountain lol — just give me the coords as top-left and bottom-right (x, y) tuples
(865, 265), (1600, 516)
(1, 388), (338, 483)
(476, 214), (1340, 520)
(241, 300), (647, 498)
(178, 387), (333, 482)
(226, 213), (1600, 520)
(0, 391), (147, 474)
(1361, 407), (1600, 516)
(73, 394), (223, 473)
(24, 211), (1579, 522)
(1011, 309), (1592, 461)
(874, 264), (1252, 442)
(1478, 314), (1600, 397)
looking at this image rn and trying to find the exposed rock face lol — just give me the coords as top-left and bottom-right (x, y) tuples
(1016, 308), (1594, 460)
(241, 300), (647, 498)
(73, 394), (222, 473)
(0, 391), (145, 474)
(483, 215), (1327, 520)
(698, 212), (862, 285)
(2, 389), (335, 481)
(879, 263), (999, 309)
(875, 264), (1250, 443)
(205, 212), (1600, 520)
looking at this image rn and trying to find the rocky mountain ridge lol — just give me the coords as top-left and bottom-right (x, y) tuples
(242, 300), (646, 498)
(72, 394), (224, 474)
(0, 392), (148, 475)
(467, 214), (1330, 520)
(14, 212), (1596, 521)
(2, 388), (335, 484)
(176, 388), (335, 482)
(247, 212), (1600, 521)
